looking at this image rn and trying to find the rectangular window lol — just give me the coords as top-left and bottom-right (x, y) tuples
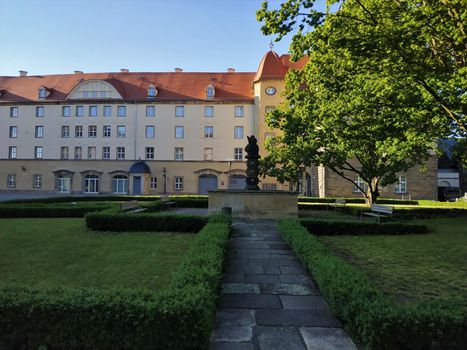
(262, 183), (277, 191)
(35, 125), (44, 138)
(117, 105), (126, 117)
(36, 106), (44, 117)
(353, 175), (367, 193)
(103, 105), (112, 117)
(76, 105), (84, 117)
(61, 146), (69, 160)
(10, 107), (18, 118)
(33, 174), (42, 188)
(174, 177), (183, 191)
(204, 126), (214, 138)
(34, 146), (43, 159)
(62, 106), (71, 117)
(75, 125), (83, 137)
(88, 125), (97, 137)
(7, 174), (16, 188)
(102, 146), (111, 160)
(8, 146), (17, 159)
(175, 106), (184, 117)
(395, 175), (408, 193)
(204, 147), (213, 161)
(234, 106), (244, 117)
(204, 106), (214, 117)
(146, 125), (155, 138)
(146, 147), (155, 160)
(89, 105), (98, 117)
(87, 146), (96, 159)
(61, 126), (69, 138)
(150, 177), (157, 189)
(103, 125), (111, 137)
(175, 126), (184, 139)
(117, 125), (126, 138)
(234, 126), (244, 139)
(175, 147), (184, 161)
(234, 147), (243, 160)
(117, 147), (125, 160)
(9, 126), (17, 138)
(146, 106), (155, 117)
(74, 146), (82, 159)
(38, 88), (46, 99)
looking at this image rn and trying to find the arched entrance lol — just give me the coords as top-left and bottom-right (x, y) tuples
(198, 174), (218, 194)
(229, 175), (247, 190)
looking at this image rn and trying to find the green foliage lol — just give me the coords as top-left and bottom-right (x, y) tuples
(257, 0), (466, 204)
(0, 203), (112, 218)
(279, 219), (467, 349)
(0, 217), (231, 349)
(2, 195), (162, 204)
(300, 218), (428, 235)
(85, 212), (208, 232)
(298, 197), (418, 205)
(171, 198), (208, 208)
(393, 207), (467, 219)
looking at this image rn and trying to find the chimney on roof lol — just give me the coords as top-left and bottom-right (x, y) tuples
(19, 70), (28, 77)
(174, 68), (183, 72)
(120, 68), (129, 73)
(74, 70), (83, 74)
(227, 68), (236, 72)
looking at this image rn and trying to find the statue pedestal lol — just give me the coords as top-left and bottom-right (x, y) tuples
(208, 190), (298, 220)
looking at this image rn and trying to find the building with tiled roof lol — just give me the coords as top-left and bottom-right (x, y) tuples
(0, 50), (437, 199)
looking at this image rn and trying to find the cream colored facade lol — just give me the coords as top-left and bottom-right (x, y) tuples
(0, 51), (438, 199)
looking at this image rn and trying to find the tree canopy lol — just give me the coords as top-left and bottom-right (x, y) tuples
(257, 0), (462, 204)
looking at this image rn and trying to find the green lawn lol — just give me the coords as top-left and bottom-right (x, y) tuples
(0, 218), (194, 291)
(319, 218), (467, 304)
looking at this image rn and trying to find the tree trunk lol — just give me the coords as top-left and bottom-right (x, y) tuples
(365, 180), (380, 206)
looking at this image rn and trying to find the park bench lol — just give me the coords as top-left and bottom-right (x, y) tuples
(327, 198), (346, 211)
(120, 200), (147, 213)
(160, 196), (177, 210)
(360, 204), (393, 223)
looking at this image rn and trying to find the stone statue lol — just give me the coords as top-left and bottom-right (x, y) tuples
(245, 135), (261, 190)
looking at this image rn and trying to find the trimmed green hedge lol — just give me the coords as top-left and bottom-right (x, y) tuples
(300, 218), (428, 235)
(171, 198), (208, 208)
(2, 195), (162, 204)
(85, 212), (208, 232)
(298, 196), (419, 205)
(393, 207), (467, 219)
(279, 219), (467, 350)
(0, 203), (112, 218)
(0, 215), (231, 350)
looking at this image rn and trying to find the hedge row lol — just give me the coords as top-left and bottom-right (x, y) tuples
(300, 219), (428, 235)
(298, 196), (419, 205)
(279, 219), (467, 350)
(2, 195), (163, 204)
(0, 203), (112, 218)
(0, 215), (231, 350)
(85, 211), (208, 232)
(393, 207), (467, 219)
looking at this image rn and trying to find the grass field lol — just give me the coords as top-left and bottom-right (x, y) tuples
(319, 217), (467, 304)
(0, 218), (194, 291)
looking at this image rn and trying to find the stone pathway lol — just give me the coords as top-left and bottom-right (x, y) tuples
(209, 220), (357, 350)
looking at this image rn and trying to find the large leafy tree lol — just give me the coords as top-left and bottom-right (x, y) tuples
(257, 0), (457, 204)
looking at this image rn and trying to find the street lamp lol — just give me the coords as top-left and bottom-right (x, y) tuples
(162, 167), (167, 194)
(225, 159), (235, 189)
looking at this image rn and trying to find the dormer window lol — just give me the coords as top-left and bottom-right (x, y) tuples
(206, 85), (215, 98)
(147, 85), (157, 98)
(38, 87), (46, 99)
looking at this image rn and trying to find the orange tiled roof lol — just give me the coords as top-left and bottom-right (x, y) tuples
(0, 72), (256, 103)
(0, 52), (308, 103)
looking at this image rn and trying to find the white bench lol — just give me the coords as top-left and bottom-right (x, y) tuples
(160, 196), (177, 210)
(360, 204), (393, 223)
(120, 200), (147, 213)
(328, 198), (346, 211)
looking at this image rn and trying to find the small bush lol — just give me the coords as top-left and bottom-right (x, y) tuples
(0, 203), (111, 218)
(85, 212), (208, 232)
(0, 216), (231, 350)
(300, 219), (428, 235)
(279, 219), (467, 350)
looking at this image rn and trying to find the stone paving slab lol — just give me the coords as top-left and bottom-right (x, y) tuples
(300, 327), (358, 349)
(218, 294), (282, 309)
(256, 309), (342, 327)
(255, 326), (307, 350)
(209, 220), (355, 350)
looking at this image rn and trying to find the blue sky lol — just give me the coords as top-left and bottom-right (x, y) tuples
(0, 0), (321, 76)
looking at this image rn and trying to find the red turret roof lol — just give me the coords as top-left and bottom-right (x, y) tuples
(254, 51), (308, 82)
